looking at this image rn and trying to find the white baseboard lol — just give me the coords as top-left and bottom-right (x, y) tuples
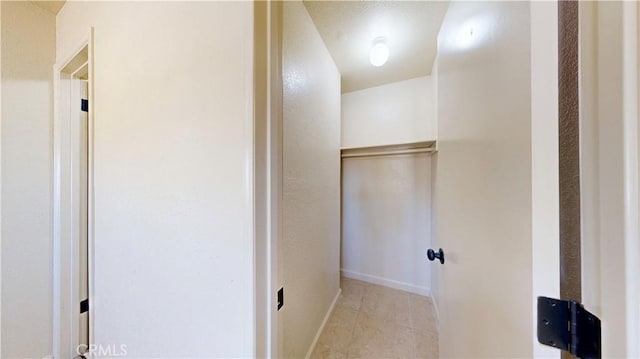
(305, 288), (342, 359)
(340, 269), (430, 297)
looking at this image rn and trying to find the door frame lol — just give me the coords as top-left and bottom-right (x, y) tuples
(52, 29), (95, 358)
(578, 1), (640, 357)
(255, 1), (640, 357)
(530, 1), (561, 357)
(254, 2), (282, 358)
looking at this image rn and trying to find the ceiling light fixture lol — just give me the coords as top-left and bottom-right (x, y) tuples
(369, 37), (389, 67)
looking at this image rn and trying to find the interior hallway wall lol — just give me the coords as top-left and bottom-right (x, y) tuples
(1, 2), (55, 357)
(342, 153), (431, 295)
(341, 76), (435, 149)
(281, 2), (341, 357)
(56, 2), (255, 356)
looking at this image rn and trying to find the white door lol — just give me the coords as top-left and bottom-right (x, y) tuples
(433, 1), (639, 358)
(432, 1), (557, 357)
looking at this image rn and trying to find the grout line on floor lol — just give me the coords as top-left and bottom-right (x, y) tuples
(333, 277), (436, 359)
(407, 292), (417, 358)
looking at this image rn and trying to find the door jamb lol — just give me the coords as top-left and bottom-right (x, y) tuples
(578, 2), (639, 356)
(621, 2), (639, 354)
(52, 29), (95, 358)
(254, 3), (282, 358)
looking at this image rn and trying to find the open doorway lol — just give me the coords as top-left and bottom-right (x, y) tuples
(276, 2), (445, 358)
(258, 1), (639, 358)
(53, 34), (94, 358)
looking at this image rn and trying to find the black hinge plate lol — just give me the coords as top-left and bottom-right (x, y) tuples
(277, 287), (284, 311)
(80, 299), (89, 313)
(81, 99), (88, 112)
(537, 296), (601, 358)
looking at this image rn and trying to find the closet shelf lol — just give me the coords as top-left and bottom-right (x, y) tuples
(341, 140), (437, 159)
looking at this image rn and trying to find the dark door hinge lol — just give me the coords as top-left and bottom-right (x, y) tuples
(537, 296), (601, 358)
(80, 299), (89, 313)
(81, 99), (88, 112)
(277, 287), (284, 311)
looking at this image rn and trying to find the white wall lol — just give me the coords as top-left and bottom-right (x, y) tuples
(341, 75), (436, 294)
(341, 76), (434, 149)
(56, 2), (255, 357)
(342, 154), (431, 295)
(281, 2), (341, 358)
(1, 2), (55, 357)
(432, 2), (539, 357)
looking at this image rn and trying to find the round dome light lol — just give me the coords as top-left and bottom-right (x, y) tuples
(369, 38), (389, 67)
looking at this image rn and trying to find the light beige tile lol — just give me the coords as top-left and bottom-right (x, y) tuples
(347, 312), (414, 359)
(408, 294), (437, 332)
(311, 344), (348, 359)
(408, 293), (433, 307)
(338, 277), (366, 311)
(413, 328), (438, 359)
(360, 284), (410, 327)
(317, 306), (359, 352)
(341, 277), (366, 287)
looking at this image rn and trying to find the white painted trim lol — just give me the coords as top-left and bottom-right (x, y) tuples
(255, 2), (282, 358)
(304, 289), (341, 359)
(69, 71), (80, 357)
(0, 3), (3, 355)
(52, 29), (93, 359)
(55, 34), (90, 73)
(580, 3), (640, 355)
(51, 62), (61, 359)
(340, 269), (430, 297)
(257, 2), (283, 358)
(267, 3), (283, 357)
(69, 61), (88, 79)
(86, 27), (96, 353)
(622, 2), (639, 356)
(530, 2), (560, 358)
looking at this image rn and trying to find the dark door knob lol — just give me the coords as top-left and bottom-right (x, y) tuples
(427, 248), (445, 264)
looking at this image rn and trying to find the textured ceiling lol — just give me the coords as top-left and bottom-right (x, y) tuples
(31, 1), (66, 15)
(29, 1), (445, 93)
(304, 1), (449, 93)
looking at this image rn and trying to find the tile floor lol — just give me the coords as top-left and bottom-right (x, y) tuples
(311, 277), (438, 359)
